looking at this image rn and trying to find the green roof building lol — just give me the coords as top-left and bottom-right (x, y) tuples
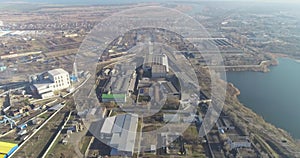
(102, 94), (126, 103)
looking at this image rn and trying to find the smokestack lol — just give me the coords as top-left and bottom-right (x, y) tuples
(73, 62), (79, 82)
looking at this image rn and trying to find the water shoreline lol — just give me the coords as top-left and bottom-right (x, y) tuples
(226, 57), (300, 139)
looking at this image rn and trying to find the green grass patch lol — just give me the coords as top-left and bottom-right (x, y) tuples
(80, 136), (92, 154)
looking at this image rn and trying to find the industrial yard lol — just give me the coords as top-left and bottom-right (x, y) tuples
(0, 1), (300, 158)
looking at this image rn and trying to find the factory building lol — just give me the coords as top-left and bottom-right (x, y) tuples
(227, 135), (251, 150)
(98, 114), (138, 157)
(163, 114), (180, 123)
(30, 68), (71, 99)
(158, 132), (181, 155)
(101, 94), (126, 103)
(143, 54), (169, 78)
(109, 77), (131, 94)
(152, 65), (167, 78)
(102, 63), (136, 103)
(47, 68), (71, 91)
(143, 54), (169, 72)
(161, 81), (180, 98)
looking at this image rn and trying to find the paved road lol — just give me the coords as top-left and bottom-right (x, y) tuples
(207, 61), (269, 69)
(115, 108), (195, 114)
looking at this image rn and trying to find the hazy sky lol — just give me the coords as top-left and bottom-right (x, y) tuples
(1, 0), (300, 3)
(0, 0), (299, 9)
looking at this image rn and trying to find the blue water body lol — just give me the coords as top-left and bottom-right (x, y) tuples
(226, 58), (300, 139)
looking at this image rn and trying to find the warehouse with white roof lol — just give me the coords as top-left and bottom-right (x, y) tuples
(99, 114), (139, 157)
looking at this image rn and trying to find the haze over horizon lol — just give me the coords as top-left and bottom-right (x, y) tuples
(1, 0), (300, 4)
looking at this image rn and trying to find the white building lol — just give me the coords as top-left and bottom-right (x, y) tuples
(143, 53), (169, 78)
(48, 68), (71, 91)
(31, 68), (71, 98)
(98, 114), (138, 157)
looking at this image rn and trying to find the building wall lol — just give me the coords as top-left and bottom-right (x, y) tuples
(48, 71), (70, 91)
(32, 69), (71, 99)
(110, 149), (133, 157)
(162, 54), (169, 72)
(41, 91), (54, 99)
(152, 72), (166, 78)
(36, 84), (53, 94)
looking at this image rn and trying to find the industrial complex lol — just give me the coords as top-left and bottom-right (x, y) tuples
(0, 2), (300, 158)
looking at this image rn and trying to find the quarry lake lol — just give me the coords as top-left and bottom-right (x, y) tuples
(226, 58), (300, 139)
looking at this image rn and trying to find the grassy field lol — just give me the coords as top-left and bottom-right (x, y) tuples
(46, 135), (78, 158)
(0, 132), (19, 144)
(80, 136), (92, 155)
(185, 144), (206, 158)
(38, 112), (52, 119)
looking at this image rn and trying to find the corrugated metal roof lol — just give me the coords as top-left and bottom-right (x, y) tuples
(110, 133), (121, 146)
(119, 114), (138, 152)
(163, 114), (180, 123)
(123, 114), (131, 130)
(101, 94), (125, 99)
(48, 68), (68, 76)
(162, 82), (178, 94)
(101, 116), (116, 134)
(152, 65), (166, 74)
(112, 115), (125, 133)
(129, 114), (138, 132)
(101, 114), (138, 155)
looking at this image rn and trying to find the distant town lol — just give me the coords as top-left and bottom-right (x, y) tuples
(0, 1), (300, 158)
